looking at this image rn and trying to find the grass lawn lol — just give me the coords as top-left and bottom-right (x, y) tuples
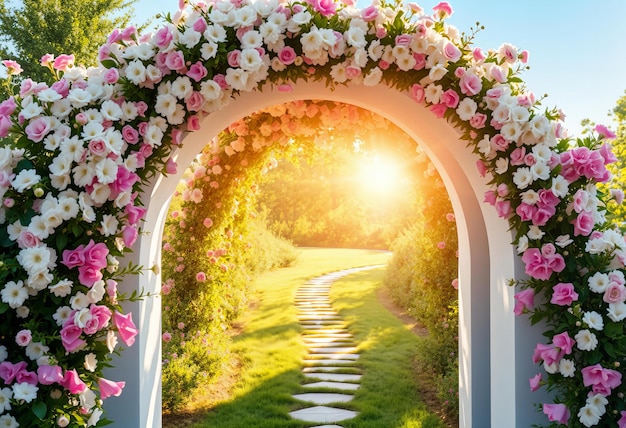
(169, 248), (446, 428)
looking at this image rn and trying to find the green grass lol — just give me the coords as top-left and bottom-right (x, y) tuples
(187, 248), (445, 428)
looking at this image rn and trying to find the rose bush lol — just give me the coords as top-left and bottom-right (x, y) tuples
(0, 0), (624, 426)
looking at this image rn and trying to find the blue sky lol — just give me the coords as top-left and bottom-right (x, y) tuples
(130, 0), (626, 137)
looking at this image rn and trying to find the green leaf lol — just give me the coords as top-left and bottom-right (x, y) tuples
(14, 158), (34, 173)
(604, 322), (623, 339)
(0, 302), (8, 314)
(56, 233), (68, 251)
(32, 401), (47, 420)
(0, 226), (12, 247)
(604, 342), (617, 359)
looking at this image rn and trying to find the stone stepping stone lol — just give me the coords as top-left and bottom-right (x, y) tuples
(310, 425), (344, 428)
(303, 339), (355, 346)
(303, 366), (359, 373)
(302, 323), (347, 328)
(308, 353), (359, 360)
(302, 329), (350, 335)
(303, 332), (353, 337)
(304, 359), (359, 366)
(289, 405), (357, 423)
(303, 381), (360, 391)
(292, 392), (354, 404)
(307, 346), (358, 354)
(299, 316), (343, 321)
(304, 373), (362, 382)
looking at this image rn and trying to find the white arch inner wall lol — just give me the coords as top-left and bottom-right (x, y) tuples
(104, 81), (548, 427)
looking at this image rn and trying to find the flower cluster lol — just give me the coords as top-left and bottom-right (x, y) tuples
(0, 0), (624, 425)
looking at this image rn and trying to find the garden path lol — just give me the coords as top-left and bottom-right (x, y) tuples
(288, 266), (384, 427)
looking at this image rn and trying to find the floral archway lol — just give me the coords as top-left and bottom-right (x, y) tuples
(0, 0), (623, 427)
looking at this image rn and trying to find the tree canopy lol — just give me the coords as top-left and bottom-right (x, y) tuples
(0, 0), (139, 85)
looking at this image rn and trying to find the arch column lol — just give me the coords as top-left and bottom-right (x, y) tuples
(105, 81), (542, 427)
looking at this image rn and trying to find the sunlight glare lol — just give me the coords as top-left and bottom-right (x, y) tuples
(358, 155), (401, 195)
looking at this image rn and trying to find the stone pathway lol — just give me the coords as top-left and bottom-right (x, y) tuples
(288, 266), (384, 427)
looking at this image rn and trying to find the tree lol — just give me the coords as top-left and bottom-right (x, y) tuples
(607, 90), (626, 227)
(0, 0), (139, 87)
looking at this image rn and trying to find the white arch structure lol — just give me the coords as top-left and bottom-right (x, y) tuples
(105, 81), (548, 427)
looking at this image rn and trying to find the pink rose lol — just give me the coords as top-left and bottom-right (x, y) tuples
(495, 200), (512, 218)
(459, 72), (482, 96)
(196, 272), (207, 282)
(310, 0), (336, 17)
(0, 116), (13, 138)
(394, 34), (412, 47)
(509, 147), (526, 166)
(113, 311), (138, 346)
(61, 369), (87, 394)
(0, 97), (17, 116)
(53, 54), (75, 71)
(104, 68), (119, 84)
(155, 27), (173, 48)
(552, 331), (574, 355)
(469, 113), (487, 129)
(2, 59), (22, 75)
(521, 248), (551, 281)
(193, 17), (207, 33)
(604, 282), (626, 304)
(451, 278), (459, 289)
(84, 240), (109, 270)
(121, 125), (139, 145)
(40, 54), (54, 66)
(582, 364), (622, 393)
(165, 158), (178, 175)
(162, 332), (172, 342)
(37, 365), (64, 385)
(440, 89), (459, 108)
(550, 283), (578, 306)
(410, 84), (425, 103)
(0, 361), (27, 384)
(187, 115), (201, 132)
(483, 190), (497, 206)
(164, 50), (186, 72)
(106, 279), (118, 300)
(187, 61), (208, 82)
(361, 5), (378, 21)
(78, 265), (103, 287)
(429, 103), (447, 118)
(594, 124), (616, 140)
(91, 305), (112, 330)
(571, 211), (594, 237)
(432, 1), (453, 18)
(227, 50), (241, 67)
(62, 245), (86, 268)
(475, 159), (487, 177)
(472, 47), (485, 62)
(543, 403), (570, 425)
(529, 373), (542, 392)
(25, 117), (52, 142)
(186, 91), (204, 112)
(513, 289), (535, 316)
(443, 41), (461, 62)
(15, 329), (32, 347)
(17, 230), (40, 249)
(61, 322), (86, 353)
(98, 377), (125, 399)
(122, 225), (138, 248)
(413, 53), (426, 70)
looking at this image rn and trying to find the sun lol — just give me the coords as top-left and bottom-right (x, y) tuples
(357, 155), (402, 195)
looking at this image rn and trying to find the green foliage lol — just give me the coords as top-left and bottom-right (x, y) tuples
(603, 90), (626, 228)
(383, 169), (459, 419)
(0, 0), (139, 90)
(162, 325), (230, 411)
(257, 136), (422, 250)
